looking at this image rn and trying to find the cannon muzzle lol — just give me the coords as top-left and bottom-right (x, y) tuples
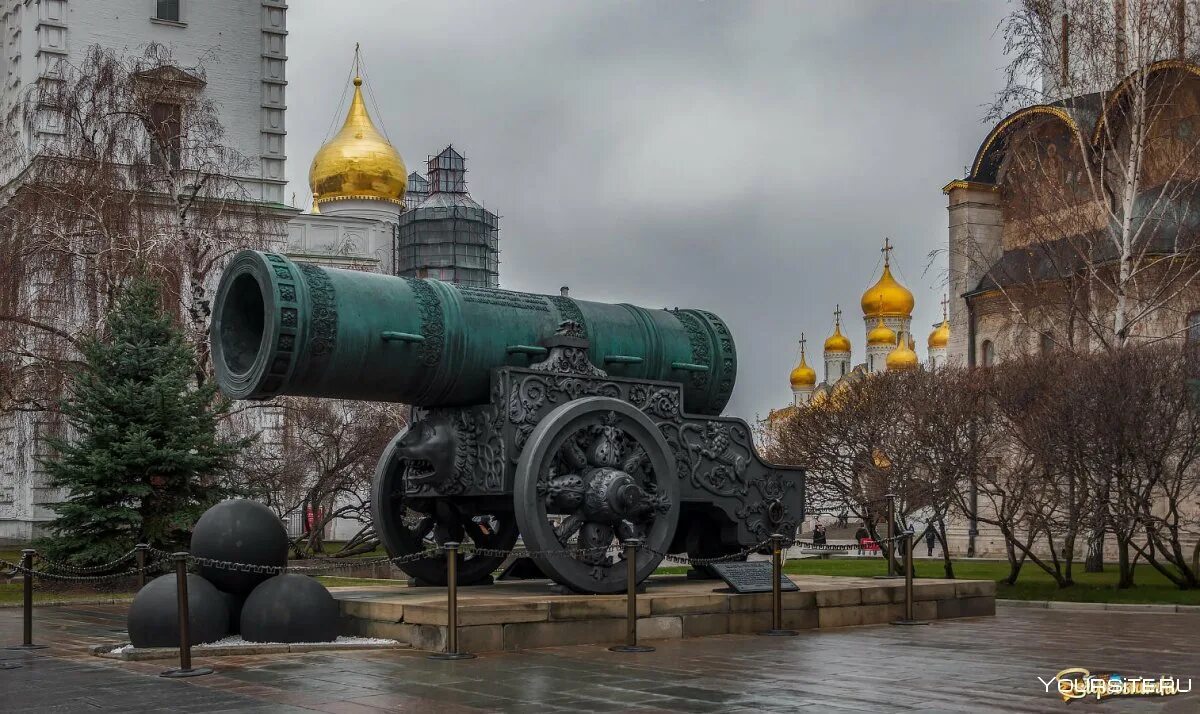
(211, 250), (738, 414)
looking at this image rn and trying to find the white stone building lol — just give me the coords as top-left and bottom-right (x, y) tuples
(0, 0), (288, 201)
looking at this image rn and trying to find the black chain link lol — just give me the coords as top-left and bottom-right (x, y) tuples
(0, 559), (155, 584)
(35, 548), (144, 575)
(3, 532), (918, 585)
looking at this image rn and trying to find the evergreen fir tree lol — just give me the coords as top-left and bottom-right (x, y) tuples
(40, 277), (246, 564)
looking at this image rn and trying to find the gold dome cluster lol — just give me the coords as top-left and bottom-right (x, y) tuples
(784, 240), (949, 409)
(309, 76), (407, 208)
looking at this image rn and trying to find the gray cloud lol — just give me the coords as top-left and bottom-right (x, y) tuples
(285, 0), (1009, 418)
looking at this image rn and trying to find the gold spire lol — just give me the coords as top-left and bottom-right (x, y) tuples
(928, 294), (950, 349)
(886, 333), (920, 371)
(823, 304), (851, 353)
(309, 48), (406, 207)
(789, 333), (817, 389)
(860, 238), (915, 318)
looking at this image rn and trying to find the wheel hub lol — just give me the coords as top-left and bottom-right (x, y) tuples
(582, 467), (653, 523)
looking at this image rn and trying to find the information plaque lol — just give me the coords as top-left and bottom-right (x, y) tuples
(710, 561), (799, 594)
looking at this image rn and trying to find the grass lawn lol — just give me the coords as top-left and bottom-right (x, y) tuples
(769, 557), (1200, 605)
(0, 582), (136, 606)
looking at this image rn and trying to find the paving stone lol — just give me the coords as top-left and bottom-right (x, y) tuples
(937, 596), (996, 619)
(22, 588), (1195, 713)
(954, 580), (996, 598)
(636, 615), (682, 640)
(814, 587), (862, 607)
(548, 596), (649, 620)
(726, 611), (772, 633)
(503, 618), (627, 650)
(339, 617), (414, 642)
(780, 589), (817, 610)
(339, 599), (404, 622)
(679, 613), (729, 638)
(648, 593), (729, 616)
(913, 582), (958, 601)
(403, 601), (549, 626)
(726, 592), (773, 612)
(859, 585), (900, 605)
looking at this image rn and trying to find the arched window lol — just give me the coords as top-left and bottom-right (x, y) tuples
(981, 339), (995, 367)
(1188, 311), (1200, 344)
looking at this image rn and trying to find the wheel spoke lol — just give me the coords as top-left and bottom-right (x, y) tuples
(554, 512), (585, 542)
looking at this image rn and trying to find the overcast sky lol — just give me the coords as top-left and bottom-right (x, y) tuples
(285, 0), (1011, 419)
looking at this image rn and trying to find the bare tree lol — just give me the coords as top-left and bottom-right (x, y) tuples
(771, 372), (941, 573)
(0, 43), (286, 416)
(240, 399), (406, 557)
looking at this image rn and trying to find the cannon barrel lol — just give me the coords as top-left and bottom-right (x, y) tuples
(211, 251), (737, 415)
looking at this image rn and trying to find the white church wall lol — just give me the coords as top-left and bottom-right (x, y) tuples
(0, 0), (287, 202)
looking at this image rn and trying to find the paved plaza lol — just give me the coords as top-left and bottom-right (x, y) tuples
(0, 604), (1197, 712)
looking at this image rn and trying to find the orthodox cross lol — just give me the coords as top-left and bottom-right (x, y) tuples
(881, 237), (893, 266)
(940, 294), (949, 320)
(833, 304), (842, 327)
(798, 333), (807, 358)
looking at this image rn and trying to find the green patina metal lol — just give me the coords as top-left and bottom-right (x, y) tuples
(211, 251), (737, 415)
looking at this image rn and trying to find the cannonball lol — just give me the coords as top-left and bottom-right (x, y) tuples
(241, 574), (339, 643)
(190, 499), (288, 595)
(127, 573), (229, 648)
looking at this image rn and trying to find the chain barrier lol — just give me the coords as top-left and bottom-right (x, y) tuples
(34, 548), (143, 575)
(4, 532), (911, 586)
(0, 559), (159, 584)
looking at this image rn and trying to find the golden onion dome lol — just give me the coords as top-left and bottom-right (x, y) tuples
(886, 335), (920, 371)
(824, 319), (851, 354)
(309, 76), (406, 208)
(789, 343), (816, 389)
(928, 318), (950, 349)
(861, 260), (914, 318)
(867, 316), (897, 347)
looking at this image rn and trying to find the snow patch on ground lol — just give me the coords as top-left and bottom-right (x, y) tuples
(199, 635), (397, 648)
(109, 644), (135, 654)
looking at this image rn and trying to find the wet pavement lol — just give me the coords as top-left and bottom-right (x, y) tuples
(1, 603), (1197, 712)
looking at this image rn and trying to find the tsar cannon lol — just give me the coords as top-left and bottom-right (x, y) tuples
(211, 250), (805, 594)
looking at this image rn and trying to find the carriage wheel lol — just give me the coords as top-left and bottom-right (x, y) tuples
(371, 428), (518, 585)
(514, 397), (679, 594)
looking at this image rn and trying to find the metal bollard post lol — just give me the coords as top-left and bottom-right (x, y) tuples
(6, 550), (47, 650)
(135, 544), (148, 591)
(429, 542), (474, 660)
(892, 529), (928, 626)
(874, 494), (903, 579)
(610, 539), (653, 653)
(760, 533), (798, 636)
(161, 553), (212, 677)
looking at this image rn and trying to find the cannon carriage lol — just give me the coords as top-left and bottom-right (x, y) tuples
(212, 250), (805, 594)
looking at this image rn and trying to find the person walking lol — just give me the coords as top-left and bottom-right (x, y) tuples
(925, 526), (937, 557)
(855, 524), (869, 555)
